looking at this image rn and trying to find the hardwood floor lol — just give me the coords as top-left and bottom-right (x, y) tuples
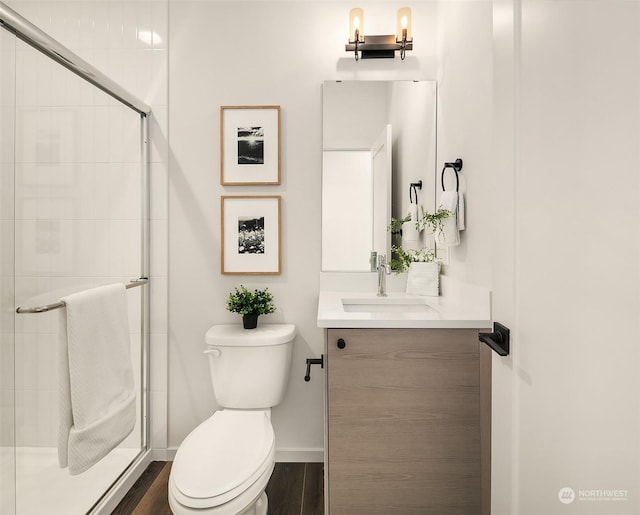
(112, 461), (324, 515)
(266, 463), (324, 515)
(112, 462), (172, 515)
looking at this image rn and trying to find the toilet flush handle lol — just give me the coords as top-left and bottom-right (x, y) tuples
(203, 348), (221, 357)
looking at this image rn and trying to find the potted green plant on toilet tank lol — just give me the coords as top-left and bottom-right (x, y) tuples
(226, 285), (276, 329)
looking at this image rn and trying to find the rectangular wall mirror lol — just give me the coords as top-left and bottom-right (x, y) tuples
(321, 80), (437, 272)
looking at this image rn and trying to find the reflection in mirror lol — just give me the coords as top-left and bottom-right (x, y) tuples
(321, 80), (437, 271)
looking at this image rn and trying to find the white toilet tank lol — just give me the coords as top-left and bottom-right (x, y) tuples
(204, 324), (295, 409)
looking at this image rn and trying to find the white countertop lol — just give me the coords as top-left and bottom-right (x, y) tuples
(317, 273), (492, 329)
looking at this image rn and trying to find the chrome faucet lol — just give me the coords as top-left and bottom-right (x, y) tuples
(377, 255), (391, 296)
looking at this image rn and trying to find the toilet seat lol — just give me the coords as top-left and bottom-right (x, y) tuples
(170, 410), (275, 509)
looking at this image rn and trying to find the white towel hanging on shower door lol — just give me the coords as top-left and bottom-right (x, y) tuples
(58, 283), (136, 475)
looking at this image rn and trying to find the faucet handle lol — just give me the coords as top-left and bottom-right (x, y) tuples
(378, 254), (392, 276)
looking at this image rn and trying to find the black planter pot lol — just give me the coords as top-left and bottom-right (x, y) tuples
(242, 313), (259, 329)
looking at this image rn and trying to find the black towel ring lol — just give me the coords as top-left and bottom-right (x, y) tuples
(409, 180), (422, 204)
(441, 158), (463, 192)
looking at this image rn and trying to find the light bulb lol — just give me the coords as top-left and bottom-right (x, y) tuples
(396, 7), (412, 42)
(349, 8), (364, 42)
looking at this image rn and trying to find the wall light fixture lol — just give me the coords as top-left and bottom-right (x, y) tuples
(345, 7), (413, 61)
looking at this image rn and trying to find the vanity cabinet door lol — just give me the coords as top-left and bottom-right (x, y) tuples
(326, 328), (489, 515)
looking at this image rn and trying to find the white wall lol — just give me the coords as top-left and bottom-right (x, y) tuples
(322, 81), (389, 150)
(168, 1), (438, 455)
(436, 0), (493, 286)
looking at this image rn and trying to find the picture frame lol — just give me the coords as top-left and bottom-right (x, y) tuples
(221, 195), (281, 275)
(220, 105), (281, 185)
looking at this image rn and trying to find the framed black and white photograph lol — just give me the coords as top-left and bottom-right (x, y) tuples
(221, 195), (281, 274)
(220, 106), (281, 185)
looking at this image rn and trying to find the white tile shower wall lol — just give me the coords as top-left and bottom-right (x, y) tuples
(13, 89), (144, 448)
(9, 0), (169, 450)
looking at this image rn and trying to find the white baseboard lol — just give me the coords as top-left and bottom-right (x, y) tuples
(160, 446), (323, 463)
(159, 447), (178, 461)
(275, 447), (324, 463)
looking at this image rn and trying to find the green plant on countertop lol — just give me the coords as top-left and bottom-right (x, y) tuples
(226, 285), (276, 316)
(387, 208), (450, 273)
(390, 245), (438, 273)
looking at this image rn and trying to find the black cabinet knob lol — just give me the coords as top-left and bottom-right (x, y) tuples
(337, 338), (346, 349)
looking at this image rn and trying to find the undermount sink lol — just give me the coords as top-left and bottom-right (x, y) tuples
(342, 296), (437, 313)
(317, 275), (492, 328)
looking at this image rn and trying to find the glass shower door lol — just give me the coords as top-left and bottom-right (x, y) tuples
(0, 24), (16, 515)
(11, 35), (147, 513)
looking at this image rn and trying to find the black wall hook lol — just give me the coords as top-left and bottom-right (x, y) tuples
(444, 158), (463, 172)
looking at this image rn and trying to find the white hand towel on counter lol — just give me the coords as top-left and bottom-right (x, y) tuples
(58, 283), (135, 475)
(435, 191), (461, 247)
(406, 262), (440, 296)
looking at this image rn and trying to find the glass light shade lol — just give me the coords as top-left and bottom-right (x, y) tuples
(349, 8), (364, 42)
(396, 7), (412, 41)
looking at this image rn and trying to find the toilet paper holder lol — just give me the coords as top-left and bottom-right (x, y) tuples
(304, 355), (324, 382)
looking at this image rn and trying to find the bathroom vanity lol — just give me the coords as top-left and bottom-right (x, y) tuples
(317, 274), (492, 515)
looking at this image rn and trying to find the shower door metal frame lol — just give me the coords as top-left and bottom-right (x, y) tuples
(0, 1), (151, 115)
(0, 1), (153, 511)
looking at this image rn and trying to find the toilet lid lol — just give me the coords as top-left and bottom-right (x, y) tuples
(171, 410), (274, 506)
(205, 323), (296, 347)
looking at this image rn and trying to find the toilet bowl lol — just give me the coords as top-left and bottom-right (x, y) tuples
(168, 410), (275, 515)
(168, 324), (295, 515)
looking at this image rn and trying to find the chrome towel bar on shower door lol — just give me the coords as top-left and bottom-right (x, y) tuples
(15, 278), (149, 314)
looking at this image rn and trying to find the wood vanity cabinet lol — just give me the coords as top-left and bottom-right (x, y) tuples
(324, 328), (491, 515)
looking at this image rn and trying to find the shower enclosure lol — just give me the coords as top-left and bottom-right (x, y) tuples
(1, 3), (151, 513)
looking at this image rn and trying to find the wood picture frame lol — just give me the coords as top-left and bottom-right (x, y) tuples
(221, 195), (281, 275)
(220, 105), (281, 185)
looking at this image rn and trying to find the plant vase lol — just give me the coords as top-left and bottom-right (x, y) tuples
(405, 262), (440, 297)
(242, 313), (259, 330)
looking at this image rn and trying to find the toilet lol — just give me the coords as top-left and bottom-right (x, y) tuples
(168, 323), (296, 515)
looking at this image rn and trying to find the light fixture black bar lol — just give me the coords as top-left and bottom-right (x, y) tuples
(346, 35), (413, 59)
